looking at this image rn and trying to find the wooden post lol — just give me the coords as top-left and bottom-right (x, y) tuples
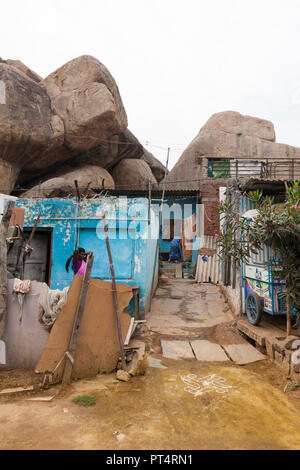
(19, 213), (41, 280)
(132, 286), (140, 321)
(102, 211), (126, 370)
(62, 253), (94, 384)
(148, 180), (152, 225)
(286, 299), (291, 338)
(74, 180), (80, 202)
(0, 201), (15, 339)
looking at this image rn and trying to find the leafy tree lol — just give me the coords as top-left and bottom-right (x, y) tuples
(216, 182), (300, 336)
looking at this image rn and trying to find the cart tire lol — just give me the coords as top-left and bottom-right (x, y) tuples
(246, 292), (263, 326)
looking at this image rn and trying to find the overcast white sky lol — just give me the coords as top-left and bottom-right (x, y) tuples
(1, 0), (300, 169)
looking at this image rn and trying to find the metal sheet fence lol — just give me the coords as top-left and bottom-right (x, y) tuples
(195, 235), (221, 284)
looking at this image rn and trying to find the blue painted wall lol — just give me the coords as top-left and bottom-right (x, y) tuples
(14, 197), (159, 315)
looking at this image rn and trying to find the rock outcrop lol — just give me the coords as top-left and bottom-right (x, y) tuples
(200, 111), (276, 142)
(22, 165), (115, 198)
(165, 111), (300, 189)
(0, 55), (165, 194)
(0, 63), (64, 193)
(111, 159), (158, 190)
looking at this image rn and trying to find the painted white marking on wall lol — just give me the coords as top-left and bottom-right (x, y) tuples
(63, 223), (72, 245)
(0, 80), (6, 104)
(181, 374), (232, 397)
(134, 254), (141, 273)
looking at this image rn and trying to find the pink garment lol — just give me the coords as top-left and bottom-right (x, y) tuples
(77, 260), (86, 276)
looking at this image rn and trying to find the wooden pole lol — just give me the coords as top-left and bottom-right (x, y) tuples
(62, 253), (94, 384)
(148, 180), (152, 225)
(161, 147), (170, 208)
(0, 201), (15, 339)
(74, 180), (80, 202)
(102, 211), (126, 370)
(286, 299), (291, 338)
(19, 213), (41, 280)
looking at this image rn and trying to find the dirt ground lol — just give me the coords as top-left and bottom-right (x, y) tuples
(1, 279), (299, 450)
(0, 356), (300, 450)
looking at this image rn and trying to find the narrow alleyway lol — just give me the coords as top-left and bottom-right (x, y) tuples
(0, 278), (300, 450)
(146, 278), (264, 364)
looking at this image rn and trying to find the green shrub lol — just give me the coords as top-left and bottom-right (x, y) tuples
(72, 395), (98, 407)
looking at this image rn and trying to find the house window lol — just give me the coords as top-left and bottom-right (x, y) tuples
(208, 159), (231, 178)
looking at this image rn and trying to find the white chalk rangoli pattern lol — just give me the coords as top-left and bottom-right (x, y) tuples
(181, 374), (233, 397)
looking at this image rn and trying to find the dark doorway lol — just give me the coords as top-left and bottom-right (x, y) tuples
(23, 229), (53, 285)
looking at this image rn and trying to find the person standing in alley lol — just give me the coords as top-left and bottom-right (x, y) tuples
(168, 237), (183, 263)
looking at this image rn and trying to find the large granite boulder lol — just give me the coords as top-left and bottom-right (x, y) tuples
(0, 63), (64, 193)
(0, 55), (163, 195)
(43, 55), (128, 152)
(21, 165), (115, 198)
(141, 149), (168, 182)
(0, 55), (130, 191)
(201, 111), (276, 142)
(111, 159), (158, 190)
(165, 111), (300, 189)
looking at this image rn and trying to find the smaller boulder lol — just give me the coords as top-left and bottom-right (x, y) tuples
(111, 159), (158, 190)
(141, 149), (168, 182)
(21, 165), (115, 198)
(116, 369), (131, 382)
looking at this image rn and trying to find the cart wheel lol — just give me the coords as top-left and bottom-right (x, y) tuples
(246, 292), (263, 326)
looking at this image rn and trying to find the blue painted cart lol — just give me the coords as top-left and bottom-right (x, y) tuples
(241, 210), (299, 326)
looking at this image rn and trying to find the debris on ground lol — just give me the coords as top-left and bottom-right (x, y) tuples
(284, 382), (300, 393)
(26, 395), (55, 402)
(125, 339), (147, 377)
(0, 385), (35, 395)
(116, 370), (131, 382)
(147, 357), (167, 369)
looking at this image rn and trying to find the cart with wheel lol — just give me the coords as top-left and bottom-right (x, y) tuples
(241, 211), (298, 326)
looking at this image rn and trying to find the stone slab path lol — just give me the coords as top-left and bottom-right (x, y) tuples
(223, 343), (266, 365)
(191, 340), (229, 362)
(148, 279), (232, 331)
(161, 340), (195, 360)
(147, 279), (268, 366)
